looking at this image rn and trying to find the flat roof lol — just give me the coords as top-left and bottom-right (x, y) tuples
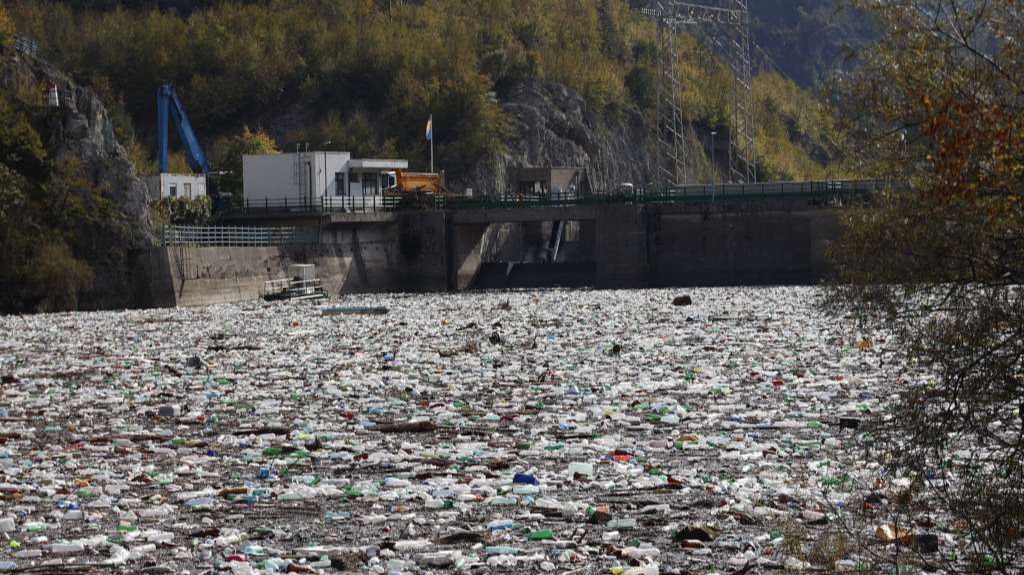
(243, 152), (351, 159)
(349, 159), (409, 170)
(149, 173), (207, 179)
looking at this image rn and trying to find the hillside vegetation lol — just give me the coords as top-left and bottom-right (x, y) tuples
(0, 74), (126, 312)
(751, 0), (875, 88)
(7, 0), (845, 184)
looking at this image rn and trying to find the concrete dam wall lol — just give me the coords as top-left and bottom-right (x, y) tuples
(142, 202), (843, 308)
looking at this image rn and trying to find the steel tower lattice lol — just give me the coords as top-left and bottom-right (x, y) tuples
(641, 1), (757, 185)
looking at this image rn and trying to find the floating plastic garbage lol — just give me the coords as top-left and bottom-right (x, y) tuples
(568, 462), (595, 478)
(321, 306), (390, 316)
(0, 287), (913, 573)
(513, 473), (539, 485)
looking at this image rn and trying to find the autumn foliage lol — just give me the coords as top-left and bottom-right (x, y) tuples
(827, 0), (1024, 569)
(5, 0), (839, 182)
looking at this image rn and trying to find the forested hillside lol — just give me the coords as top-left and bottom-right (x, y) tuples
(751, 0), (875, 88)
(6, 0), (847, 188)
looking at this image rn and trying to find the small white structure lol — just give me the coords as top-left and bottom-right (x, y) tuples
(46, 84), (60, 108)
(243, 152), (408, 210)
(146, 174), (207, 201)
(289, 264), (316, 282)
(263, 263), (327, 302)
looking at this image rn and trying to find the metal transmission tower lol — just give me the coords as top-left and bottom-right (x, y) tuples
(654, 19), (687, 187)
(724, 0), (756, 184)
(642, 1), (757, 185)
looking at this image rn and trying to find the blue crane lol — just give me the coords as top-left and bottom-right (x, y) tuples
(157, 84), (211, 175)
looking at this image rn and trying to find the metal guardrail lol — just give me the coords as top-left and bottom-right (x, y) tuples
(454, 179), (886, 209)
(655, 179), (884, 200)
(238, 195), (403, 214)
(227, 180), (887, 215)
(161, 225), (316, 247)
(262, 278), (328, 302)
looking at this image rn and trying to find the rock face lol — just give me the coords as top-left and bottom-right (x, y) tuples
(458, 79), (710, 195)
(0, 48), (153, 309)
(0, 50), (152, 238)
(54, 86), (152, 234)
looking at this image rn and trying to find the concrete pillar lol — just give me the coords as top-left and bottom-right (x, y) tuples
(808, 209), (842, 278)
(446, 222), (490, 291)
(396, 212), (448, 292)
(594, 205), (649, 288)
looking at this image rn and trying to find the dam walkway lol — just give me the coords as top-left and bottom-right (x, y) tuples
(227, 179), (885, 216)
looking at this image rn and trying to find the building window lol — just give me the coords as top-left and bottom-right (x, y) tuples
(335, 173), (346, 196)
(169, 184), (177, 198)
(184, 183), (192, 198)
(362, 172), (379, 196)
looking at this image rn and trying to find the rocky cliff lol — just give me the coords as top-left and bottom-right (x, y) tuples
(459, 79), (716, 195)
(1, 50), (152, 233)
(0, 48), (153, 309)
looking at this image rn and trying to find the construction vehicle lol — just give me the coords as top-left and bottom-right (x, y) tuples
(386, 170), (445, 194)
(154, 83), (229, 205)
(157, 83), (211, 175)
(383, 169), (451, 209)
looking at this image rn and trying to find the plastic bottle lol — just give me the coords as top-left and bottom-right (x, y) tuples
(567, 462), (594, 477)
(513, 473), (539, 485)
(484, 546), (520, 556)
(488, 519), (515, 532)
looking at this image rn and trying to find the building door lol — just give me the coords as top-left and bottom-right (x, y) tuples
(307, 162), (314, 208)
(349, 172), (361, 196)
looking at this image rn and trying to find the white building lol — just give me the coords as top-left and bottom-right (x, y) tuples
(146, 174), (208, 201)
(242, 152), (408, 210)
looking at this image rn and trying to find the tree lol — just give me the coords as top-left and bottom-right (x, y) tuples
(828, 0), (1024, 570)
(150, 196), (212, 226)
(0, 4), (14, 48)
(6, 0), (842, 190)
(624, 66), (654, 109)
(25, 239), (94, 313)
(211, 126), (278, 206)
(0, 160), (105, 314)
(598, 0), (626, 61)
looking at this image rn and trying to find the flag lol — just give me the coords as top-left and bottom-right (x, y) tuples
(425, 116), (433, 142)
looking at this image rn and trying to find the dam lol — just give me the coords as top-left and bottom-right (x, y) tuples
(139, 182), (873, 308)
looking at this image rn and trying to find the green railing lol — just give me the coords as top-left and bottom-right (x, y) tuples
(225, 180), (885, 215)
(444, 179), (884, 210)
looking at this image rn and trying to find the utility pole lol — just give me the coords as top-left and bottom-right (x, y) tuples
(710, 130), (717, 185)
(322, 141), (332, 199)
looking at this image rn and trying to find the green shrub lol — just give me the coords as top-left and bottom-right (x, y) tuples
(150, 196), (212, 227)
(25, 240), (95, 313)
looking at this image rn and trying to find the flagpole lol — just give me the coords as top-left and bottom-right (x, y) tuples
(429, 114), (434, 173)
